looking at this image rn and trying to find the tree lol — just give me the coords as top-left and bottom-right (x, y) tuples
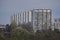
(10, 20), (17, 31)
(4, 28), (34, 40)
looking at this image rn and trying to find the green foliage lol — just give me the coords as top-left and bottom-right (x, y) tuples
(3, 29), (34, 40)
(35, 31), (60, 40)
(0, 27), (60, 40)
(0, 35), (5, 40)
(10, 21), (17, 31)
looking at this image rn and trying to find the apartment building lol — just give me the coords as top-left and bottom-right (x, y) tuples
(54, 18), (60, 31)
(11, 9), (52, 32)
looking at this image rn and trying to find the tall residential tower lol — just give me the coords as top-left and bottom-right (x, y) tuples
(11, 9), (52, 32)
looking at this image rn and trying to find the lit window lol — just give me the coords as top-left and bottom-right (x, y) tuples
(47, 10), (50, 12)
(43, 10), (46, 12)
(34, 10), (38, 12)
(39, 10), (42, 12)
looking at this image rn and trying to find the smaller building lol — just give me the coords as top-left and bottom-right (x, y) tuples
(54, 18), (60, 31)
(0, 24), (6, 31)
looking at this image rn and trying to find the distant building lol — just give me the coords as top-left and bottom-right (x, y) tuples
(32, 9), (52, 32)
(0, 24), (6, 31)
(51, 23), (55, 31)
(54, 18), (60, 31)
(11, 9), (52, 32)
(0, 25), (5, 28)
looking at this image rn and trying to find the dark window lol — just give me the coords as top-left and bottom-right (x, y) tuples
(59, 19), (60, 22)
(55, 19), (57, 22)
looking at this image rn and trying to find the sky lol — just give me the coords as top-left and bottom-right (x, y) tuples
(0, 0), (60, 25)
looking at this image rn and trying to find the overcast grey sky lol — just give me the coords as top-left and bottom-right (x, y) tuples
(0, 0), (60, 24)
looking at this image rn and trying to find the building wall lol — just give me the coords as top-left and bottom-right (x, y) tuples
(32, 9), (51, 32)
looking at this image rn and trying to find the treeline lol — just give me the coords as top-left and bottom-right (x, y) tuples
(0, 22), (60, 40)
(0, 28), (60, 40)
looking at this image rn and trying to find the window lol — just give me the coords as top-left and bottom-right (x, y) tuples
(59, 19), (60, 22)
(47, 10), (50, 12)
(55, 19), (57, 22)
(39, 9), (42, 12)
(43, 10), (46, 12)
